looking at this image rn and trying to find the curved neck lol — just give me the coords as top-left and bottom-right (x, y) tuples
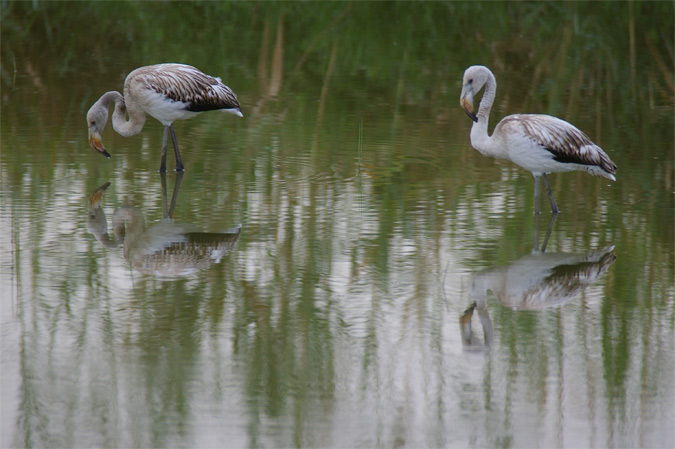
(87, 208), (123, 249)
(470, 71), (499, 157)
(111, 207), (146, 238)
(97, 90), (146, 137)
(477, 71), (497, 124)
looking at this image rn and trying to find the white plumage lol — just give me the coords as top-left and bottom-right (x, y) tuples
(87, 63), (243, 172)
(460, 65), (617, 214)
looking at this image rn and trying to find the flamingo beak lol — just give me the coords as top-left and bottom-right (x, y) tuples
(87, 181), (111, 211)
(460, 84), (478, 122)
(88, 127), (111, 158)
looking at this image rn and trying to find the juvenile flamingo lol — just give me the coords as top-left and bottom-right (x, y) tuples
(460, 65), (617, 214)
(87, 63), (243, 172)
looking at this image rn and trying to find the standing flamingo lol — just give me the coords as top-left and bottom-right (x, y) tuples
(86, 63), (243, 172)
(459, 65), (617, 214)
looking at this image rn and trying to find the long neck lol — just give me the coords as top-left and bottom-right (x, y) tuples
(469, 71), (500, 158)
(111, 207), (146, 259)
(98, 91), (146, 137)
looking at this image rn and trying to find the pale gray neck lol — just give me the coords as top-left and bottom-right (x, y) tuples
(470, 70), (499, 158)
(111, 207), (146, 251)
(476, 71), (497, 124)
(87, 208), (123, 249)
(97, 91), (146, 137)
(98, 91), (123, 105)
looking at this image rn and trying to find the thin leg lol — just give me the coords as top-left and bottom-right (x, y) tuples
(533, 175), (541, 215)
(168, 172), (184, 218)
(542, 174), (559, 213)
(540, 211), (559, 252)
(476, 301), (493, 347)
(159, 126), (169, 173)
(533, 209), (541, 251)
(160, 172), (169, 217)
(169, 124), (184, 172)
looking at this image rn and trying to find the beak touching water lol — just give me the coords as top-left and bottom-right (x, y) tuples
(460, 84), (478, 122)
(88, 127), (111, 158)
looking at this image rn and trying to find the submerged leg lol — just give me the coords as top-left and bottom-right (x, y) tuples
(540, 211), (559, 252)
(533, 175), (541, 215)
(542, 174), (559, 213)
(533, 209), (541, 251)
(169, 124), (184, 172)
(160, 172), (169, 216)
(476, 301), (493, 347)
(159, 126), (169, 173)
(168, 172), (184, 218)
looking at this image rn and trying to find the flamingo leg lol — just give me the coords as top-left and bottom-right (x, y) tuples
(542, 174), (559, 213)
(541, 210), (559, 251)
(169, 125), (184, 172)
(533, 209), (541, 251)
(168, 172), (184, 217)
(159, 126), (169, 173)
(533, 175), (541, 215)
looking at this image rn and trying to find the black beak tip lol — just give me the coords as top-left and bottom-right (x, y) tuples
(463, 109), (478, 122)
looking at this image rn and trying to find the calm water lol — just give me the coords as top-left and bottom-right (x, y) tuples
(1, 3), (673, 448)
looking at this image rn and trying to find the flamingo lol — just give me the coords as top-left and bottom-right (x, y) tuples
(459, 65), (617, 214)
(86, 63), (243, 172)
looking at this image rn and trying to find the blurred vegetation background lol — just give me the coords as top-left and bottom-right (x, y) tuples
(2, 1), (672, 112)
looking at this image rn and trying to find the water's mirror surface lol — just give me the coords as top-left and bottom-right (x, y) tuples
(1, 3), (673, 448)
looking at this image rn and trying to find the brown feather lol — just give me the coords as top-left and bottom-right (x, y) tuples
(131, 64), (241, 112)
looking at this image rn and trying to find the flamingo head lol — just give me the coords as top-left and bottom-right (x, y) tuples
(460, 65), (492, 123)
(86, 101), (112, 158)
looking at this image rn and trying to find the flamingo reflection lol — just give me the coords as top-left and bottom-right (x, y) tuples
(460, 214), (616, 350)
(87, 174), (241, 277)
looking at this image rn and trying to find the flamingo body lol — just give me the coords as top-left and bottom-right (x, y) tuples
(460, 65), (617, 213)
(87, 63), (242, 172)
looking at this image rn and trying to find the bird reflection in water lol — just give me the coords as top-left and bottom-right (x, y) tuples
(87, 174), (241, 277)
(460, 214), (616, 350)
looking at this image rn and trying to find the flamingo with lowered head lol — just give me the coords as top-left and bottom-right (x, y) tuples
(460, 65), (617, 214)
(87, 63), (243, 172)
